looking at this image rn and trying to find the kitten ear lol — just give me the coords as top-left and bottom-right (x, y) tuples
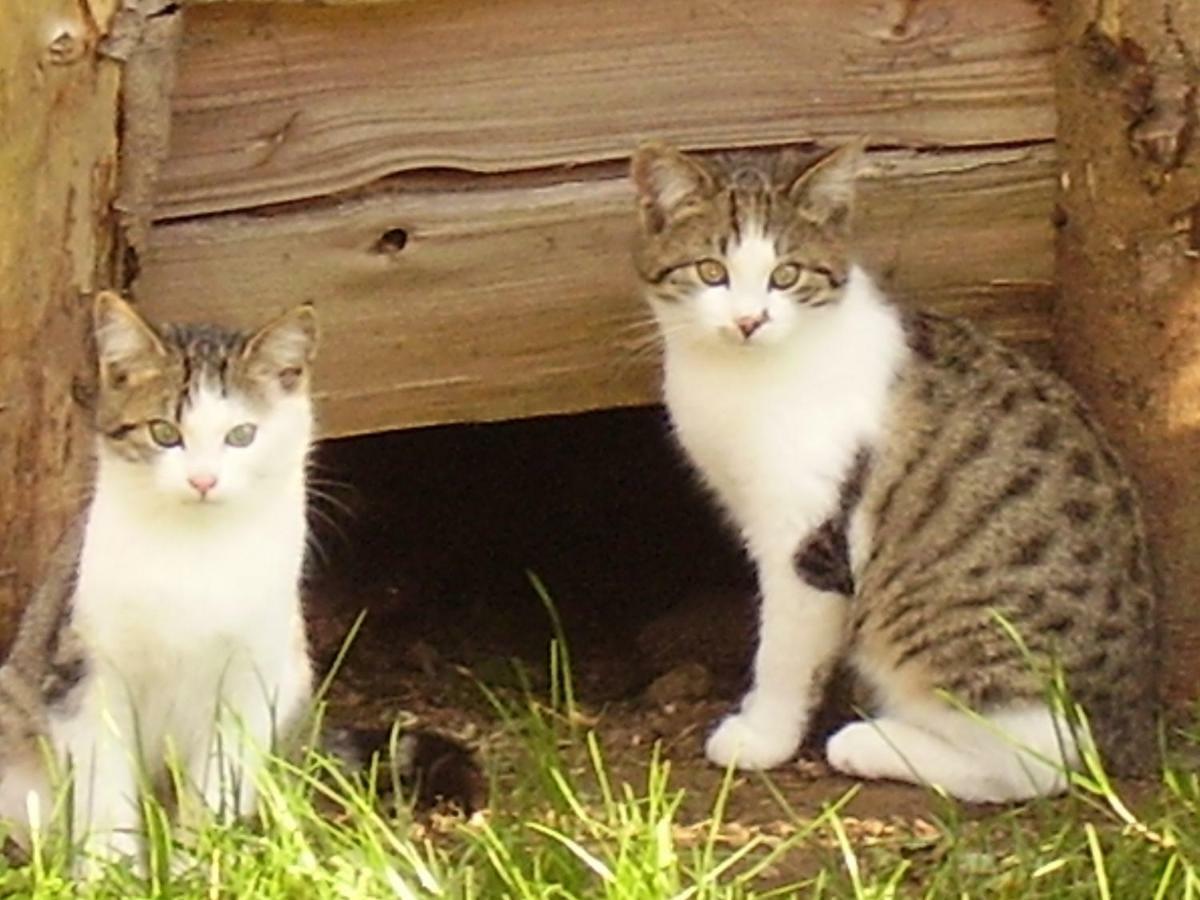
(787, 139), (866, 230)
(93, 291), (166, 384)
(243, 304), (318, 392)
(631, 141), (716, 233)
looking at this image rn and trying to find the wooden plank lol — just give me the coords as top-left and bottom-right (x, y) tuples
(137, 145), (1055, 438)
(0, 0), (121, 641)
(188, 0), (397, 4)
(155, 0), (1055, 218)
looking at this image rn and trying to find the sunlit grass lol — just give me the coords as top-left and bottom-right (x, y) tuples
(1, 585), (1196, 899)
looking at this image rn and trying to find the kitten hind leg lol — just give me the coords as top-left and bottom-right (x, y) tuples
(0, 752), (52, 847)
(825, 702), (1078, 803)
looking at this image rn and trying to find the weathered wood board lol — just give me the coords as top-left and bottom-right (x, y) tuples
(156, 0), (1055, 219)
(139, 0), (1057, 437)
(141, 146), (1055, 437)
(0, 0), (120, 637)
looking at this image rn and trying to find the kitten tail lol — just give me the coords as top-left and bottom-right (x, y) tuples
(321, 725), (484, 814)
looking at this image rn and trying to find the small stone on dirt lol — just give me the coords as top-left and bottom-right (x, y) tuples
(636, 589), (757, 680)
(402, 640), (441, 678)
(793, 757), (830, 779)
(645, 662), (712, 707)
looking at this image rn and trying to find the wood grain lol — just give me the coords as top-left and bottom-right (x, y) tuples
(138, 145), (1055, 438)
(1056, 0), (1200, 701)
(156, 0), (1055, 218)
(0, 0), (120, 641)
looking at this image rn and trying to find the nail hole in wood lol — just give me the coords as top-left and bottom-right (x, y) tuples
(374, 228), (409, 254)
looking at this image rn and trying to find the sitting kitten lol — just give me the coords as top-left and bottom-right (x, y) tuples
(0, 294), (480, 865)
(631, 141), (1158, 801)
(0, 292), (320, 861)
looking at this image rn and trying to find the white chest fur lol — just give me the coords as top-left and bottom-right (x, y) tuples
(71, 473), (308, 692)
(660, 269), (906, 565)
(40, 459), (314, 856)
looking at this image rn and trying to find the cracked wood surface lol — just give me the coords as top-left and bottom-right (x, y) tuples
(0, 0), (120, 640)
(137, 0), (1057, 436)
(154, 0), (1056, 219)
(1056, 0), (1200, 701)
(140, 146), (1055, 437)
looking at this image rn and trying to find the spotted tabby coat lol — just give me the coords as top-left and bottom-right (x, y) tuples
(631, 140), (1159, 797)
(853, 313), (1158, 774)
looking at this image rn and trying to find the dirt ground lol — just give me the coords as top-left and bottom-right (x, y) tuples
(302, 408), (1003, 834)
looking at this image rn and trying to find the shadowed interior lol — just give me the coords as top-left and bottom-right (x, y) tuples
(309, 406), (755, 698)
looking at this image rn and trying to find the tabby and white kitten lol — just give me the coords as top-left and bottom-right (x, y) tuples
(631, 142), (1158, 801)
(0, 292), (318, 861)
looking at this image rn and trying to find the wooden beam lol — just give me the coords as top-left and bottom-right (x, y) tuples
(1055, 1), (1200, 704)
(110, 0), (184, 283)
(0, 0), (122, 639)
(138, 145), (1055, 437)
(155, 0), (1055, 218)
(186, 0), (395, 4)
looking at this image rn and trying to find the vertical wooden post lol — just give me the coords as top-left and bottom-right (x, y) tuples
(1056, 1), (1200, 702)
(0, 0), (122, 640)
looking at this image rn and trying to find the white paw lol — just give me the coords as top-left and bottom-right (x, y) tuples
(825, 721), (893, 780)
(705, 714), (799, 770)
(78, 828), (144, 879)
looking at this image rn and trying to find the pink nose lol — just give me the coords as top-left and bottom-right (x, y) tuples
(188, 474), (218, 497)
(735, 314), (768, 338)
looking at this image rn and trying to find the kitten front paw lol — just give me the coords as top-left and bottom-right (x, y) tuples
(77, 828), (144, 879)
(705, 714), (799, 770)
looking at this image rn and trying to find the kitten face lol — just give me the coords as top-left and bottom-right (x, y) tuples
(89, 292), (317, 507)
(631, 141), (863, 350)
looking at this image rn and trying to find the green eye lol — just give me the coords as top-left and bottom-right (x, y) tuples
(695, 259), (729, 286)
(225, 423), (257, 448)
(769, 263), (802, 290)
(147, 419), (183, 448)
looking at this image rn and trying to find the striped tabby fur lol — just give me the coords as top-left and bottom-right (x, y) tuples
(631, 140), (1159, 800)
